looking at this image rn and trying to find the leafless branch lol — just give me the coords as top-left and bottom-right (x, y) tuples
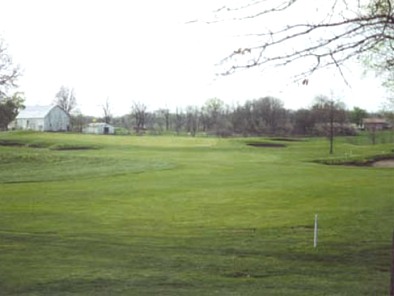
(0, 39), (21, 98)
(217, 0), (394, 83)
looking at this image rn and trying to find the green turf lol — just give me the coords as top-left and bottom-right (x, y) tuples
(0, 131), (393, 295)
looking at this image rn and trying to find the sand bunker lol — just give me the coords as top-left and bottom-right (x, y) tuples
(372, 159), (394, 167)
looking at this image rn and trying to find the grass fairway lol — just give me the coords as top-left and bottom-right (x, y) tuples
(0, 131), (393, 295)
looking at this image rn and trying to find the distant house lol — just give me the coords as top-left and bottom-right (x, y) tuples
(362, 118), (389, 131)
(83, 122), (115, 135)
(8, 105), (70, 131)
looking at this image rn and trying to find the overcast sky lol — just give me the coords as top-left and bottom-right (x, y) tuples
(0, 0), (389, 116)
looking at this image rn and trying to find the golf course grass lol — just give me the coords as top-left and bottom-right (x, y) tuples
(0, 131), (393, 295)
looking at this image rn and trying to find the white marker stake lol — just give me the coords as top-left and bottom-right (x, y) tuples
(314, 214), (318, 248)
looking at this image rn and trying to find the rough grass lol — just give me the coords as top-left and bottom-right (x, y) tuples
(0, 131), (393, 295)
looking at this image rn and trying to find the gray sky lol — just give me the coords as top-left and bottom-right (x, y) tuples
(0, 0), (389, 116)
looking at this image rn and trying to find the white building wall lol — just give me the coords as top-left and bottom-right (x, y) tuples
(15, 118), (45, 131)
(44, 106), (70, 131)
(83, 123), (115, 134)
(84, 126), (100, 134)
(9, 106), (70, 131)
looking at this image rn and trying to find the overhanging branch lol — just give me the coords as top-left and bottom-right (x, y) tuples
(216, 0), (394, 83)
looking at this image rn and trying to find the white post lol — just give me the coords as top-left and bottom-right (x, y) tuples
(314, 214), (318, 248)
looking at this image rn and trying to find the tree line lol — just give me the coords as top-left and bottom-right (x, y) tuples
(70, 96), (389, 140)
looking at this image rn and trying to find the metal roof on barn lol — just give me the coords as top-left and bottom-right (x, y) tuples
(16, 105), (57, 119)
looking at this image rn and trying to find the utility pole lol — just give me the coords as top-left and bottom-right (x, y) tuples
(329, 100), (334, 155)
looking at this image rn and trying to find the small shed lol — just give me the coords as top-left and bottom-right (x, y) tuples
(83, 122), (115, 134)
(362, 118), (389, 131)
(9, 105), (70, 131)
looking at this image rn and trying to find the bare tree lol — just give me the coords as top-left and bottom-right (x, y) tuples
(155, 108), (171, 132)
(0, 38), (21, 98)
(311, 95), (347, 154)
(201, 98), (225, 133)
(292, 108), (316, 135)
(185, 106), (200, 136)
(131, 101), (147, 134)
(216, 0), (394, 84)
(230, 103), (251, 135)
(174, 107), (185, 135)
(102, 98), (112, 124)
(54, 86), (76, 113)
(253, 97), (288, 135)
(0, 37), (23, 130)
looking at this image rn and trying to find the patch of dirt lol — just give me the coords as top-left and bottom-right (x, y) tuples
(247, 142), (286, 148)
(372, 159), (394, 167)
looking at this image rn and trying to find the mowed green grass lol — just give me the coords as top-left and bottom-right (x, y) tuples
(0, 132), (393, 295)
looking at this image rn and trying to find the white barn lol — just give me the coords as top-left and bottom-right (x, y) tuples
(83, 122), (115, 134)
(9, 105), (70, 132)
